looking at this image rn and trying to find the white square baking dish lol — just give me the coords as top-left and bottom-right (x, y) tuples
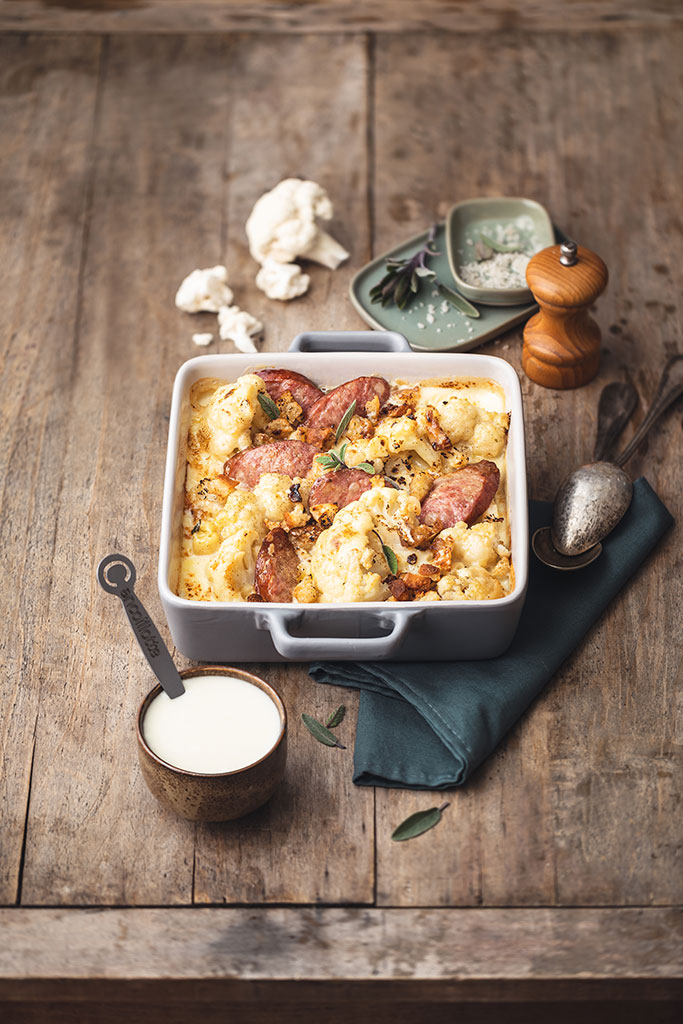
(158, 332), (528, 662)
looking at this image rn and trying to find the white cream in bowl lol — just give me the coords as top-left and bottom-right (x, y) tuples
(142, 673), (282, 774)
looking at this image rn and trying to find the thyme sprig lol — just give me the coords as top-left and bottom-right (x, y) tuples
(316, 443), (374, 475)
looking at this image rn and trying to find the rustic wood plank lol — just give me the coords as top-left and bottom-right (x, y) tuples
(14, 31), (375, 906)
(1, 1), (681, 35)
(17, 34), (237, 906)
(372, 28), (683, 907)
(0, 33), (102, 904)
(192, 30), (374, 904)
(0, 908), (681, 1004)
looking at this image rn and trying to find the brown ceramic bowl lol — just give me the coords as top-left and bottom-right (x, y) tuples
(136, 666), (287, 822)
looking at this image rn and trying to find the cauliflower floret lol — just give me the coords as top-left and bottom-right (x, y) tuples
(175, 265), (234, 313)
(430, 396), (479, 444)
(205, 373), (267, 459)
(207, 490), (266, 601)
(469, 411), (509, 459)
(437, 566), (505, 601)
(253, 473), (309, 528)
(217, 305), (263, 353)
(255, 259), (310, 300)
(343, 416), (441, 473)
(311, 507), (388, 602)
(439, 521), (501, 569)
(192, 332), (214, 347)
(246, 178), (349, 270)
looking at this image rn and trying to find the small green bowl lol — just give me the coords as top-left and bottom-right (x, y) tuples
(446, 197), (554, 307)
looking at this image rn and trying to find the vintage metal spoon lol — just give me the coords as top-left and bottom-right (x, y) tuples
(97, 554), (185, 698)
(533, 355), (683, 570)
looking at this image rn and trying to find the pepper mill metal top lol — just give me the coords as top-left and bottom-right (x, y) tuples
(522, 241), (608, 389)
(559, 239), (578, 266)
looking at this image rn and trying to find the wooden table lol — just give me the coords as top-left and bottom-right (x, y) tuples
(1, 5), (681, 1021)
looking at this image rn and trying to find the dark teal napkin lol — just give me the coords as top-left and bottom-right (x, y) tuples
(310, 478), (673, 790)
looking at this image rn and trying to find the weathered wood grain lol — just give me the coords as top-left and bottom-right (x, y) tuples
(11, 32), (374, 906)
(1, 907), (681, 996)
(372, 28), (683, 907)
(1, 1), (681, 35)
(0, 34), (102, 904)
(16, 34), (237, 905)
(192, 30), (374, 904)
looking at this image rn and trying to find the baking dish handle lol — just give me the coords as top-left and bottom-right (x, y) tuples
(259, 610), (418, 660)
(289, 330), (411, 353)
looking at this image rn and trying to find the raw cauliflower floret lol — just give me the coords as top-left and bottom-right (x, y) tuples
(439, 521), (501, 569)
(437, 566), (504, 601)
(217, 305), (263, 353)
(175, 265), (234, 313)
(246, 178), (349, 269)
(207, 490), (266, 601)
(253, 473), (310, 528)
(204, 373), (266, 459)
(255, 259), (310, 300)
(311, 507), (388, 603)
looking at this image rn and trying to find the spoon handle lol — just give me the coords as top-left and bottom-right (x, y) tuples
(615, 355), (683, 468)
(593, 381), (638, 462)
(97, 554), (185, 699)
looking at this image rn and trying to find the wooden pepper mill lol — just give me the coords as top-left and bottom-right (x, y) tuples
(522, 240), (608, 389)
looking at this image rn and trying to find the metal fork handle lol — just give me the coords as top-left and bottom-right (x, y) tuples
(615, 354), (683, 467)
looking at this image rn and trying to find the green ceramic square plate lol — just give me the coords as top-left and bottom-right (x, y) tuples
(349, 221), (565, 353)
(446, 197), (555, 306)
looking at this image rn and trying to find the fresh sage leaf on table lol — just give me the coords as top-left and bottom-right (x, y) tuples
(391, 802), (450, 842)
(302, 713), (346, 749)
(325, 705), (346, 729)
(335, 400), (356, 443)
(258, 392), (280, 420)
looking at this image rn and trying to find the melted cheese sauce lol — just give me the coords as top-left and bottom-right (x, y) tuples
(176, 373), (513, 603)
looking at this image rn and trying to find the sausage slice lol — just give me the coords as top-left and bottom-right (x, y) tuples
(419, 461), (500, 529)
(308, 468), (375, 509)
(224, 440), (318, 488)
(255, 369), (323, 414)
(306, 376), (390, 429)
(255, 528), (299, 602)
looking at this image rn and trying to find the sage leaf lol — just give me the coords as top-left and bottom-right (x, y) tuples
(325, 704), (346, 729)
(335, 400), (357, 443)
(355, 462), (375, 474)
(391, 802), (450, 842)
(479, 232), (520, 254)
(437, 284), (481, 319)
(382, 544), (398, 575)
(258, 392), (280, 420)
(301, 713), (346, 749)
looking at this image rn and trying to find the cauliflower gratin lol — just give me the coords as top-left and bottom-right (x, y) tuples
(175, 369), (513, 604)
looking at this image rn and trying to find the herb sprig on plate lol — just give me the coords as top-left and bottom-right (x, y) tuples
(370, 224), (480, 318)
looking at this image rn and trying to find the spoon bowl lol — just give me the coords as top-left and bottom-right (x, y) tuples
(551, 461), (633, 557)
(535, 355), (683, 570)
